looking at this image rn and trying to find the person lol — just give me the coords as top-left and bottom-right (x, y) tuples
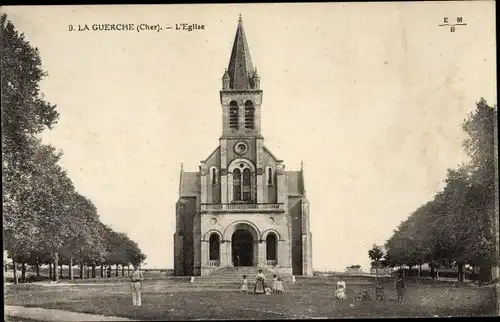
(130, 264), (144, 307)
(375, 282), (385, 302)
(335, 277), (347, 300)
(396, 276), (405, 303)
(254, 269), (266, 294)
(272, 274), (278, 293)
(241, 275), (248, 292)
(276, 277), (284, 294)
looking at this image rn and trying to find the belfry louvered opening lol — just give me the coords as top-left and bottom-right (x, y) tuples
(244, 100), (255, 129)
(229, 101), (239, 130)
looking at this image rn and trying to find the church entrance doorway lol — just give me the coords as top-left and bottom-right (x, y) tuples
(232, 229), (254, 266)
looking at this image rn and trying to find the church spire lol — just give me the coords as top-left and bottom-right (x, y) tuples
(226, 14), (256, 90)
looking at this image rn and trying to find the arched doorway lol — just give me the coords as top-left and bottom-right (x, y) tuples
(232, 229), (254, 266)
(266, 233), (277, 261)
(209, 234), (220, 261)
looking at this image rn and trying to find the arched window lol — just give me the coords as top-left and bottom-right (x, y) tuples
(210, 167), (218, 185)
(266, 233), (277, 261)
(266, 166), (273, 186)
(244, 101), (255, 129)
(242, 168), (251, 202)
(209, 234), (220, 261)
(229, 101), (239, 130)
(233, 169), (241, 201)
(230, 160), (255, 203)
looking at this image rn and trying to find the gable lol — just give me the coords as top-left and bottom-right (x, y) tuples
(204, 146), (220, 166)
(263, 146), (282, 163)
(180, 172), (200, 197)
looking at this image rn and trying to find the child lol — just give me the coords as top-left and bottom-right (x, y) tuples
(272, 274), (278, 293)
(375, 282), (385, 302)
(265, 287), (272, 295)
(276, 277), (284, 294)
(335, 278), (347, 300)
(396, 277), (405, 303)
(241, 275), (248, 292)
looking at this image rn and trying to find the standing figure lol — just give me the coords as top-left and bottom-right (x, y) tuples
(396, 276), (405, 303)
(335, 277), (347, 300)
(254, 269), (266, 294)
(241, 275), (248, 292)
(234, 252), (241, 267)
(271, 274), (278, 293)
(276, 277), (284, 294)
(130, 264), (144, 307)
(375, 282), (385, 302)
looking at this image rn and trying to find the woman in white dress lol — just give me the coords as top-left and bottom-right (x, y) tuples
(254, 269), (266, 294)
(335, 277), (347, 300)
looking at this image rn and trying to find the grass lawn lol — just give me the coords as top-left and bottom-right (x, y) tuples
(4, 278), (497, 320)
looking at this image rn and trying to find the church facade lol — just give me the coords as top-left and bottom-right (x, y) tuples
(173, 17), (313, 276)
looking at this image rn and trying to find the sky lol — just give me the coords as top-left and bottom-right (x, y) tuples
(2, 3), (496, 271)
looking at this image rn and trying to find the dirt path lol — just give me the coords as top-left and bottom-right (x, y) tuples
(4, 305), (140, 321)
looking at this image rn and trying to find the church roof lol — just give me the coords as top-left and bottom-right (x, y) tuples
(179, 172), (200, 197)
(227, 15), (256, 90)
(286, 171), (305, 196)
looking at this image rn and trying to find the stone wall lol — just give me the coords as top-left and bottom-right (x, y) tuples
(289, 196), (303, 275)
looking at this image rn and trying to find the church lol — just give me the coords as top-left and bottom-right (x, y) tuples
(173, 16), (313, 277)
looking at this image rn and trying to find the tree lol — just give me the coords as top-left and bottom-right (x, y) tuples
(368, 244), (384, 278)
(383, 98), (497, 283)
(1, 14), (58, 149)
(2, 13), (58, 285)
(2, 14), (148, 284)
(461, 98), (497, 280)
(63, 193), (106, 280)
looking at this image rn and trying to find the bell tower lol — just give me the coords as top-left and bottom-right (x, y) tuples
(219, 15), (264, 204)
(176, 15), (312, 277)
(220, 15), (263, 137)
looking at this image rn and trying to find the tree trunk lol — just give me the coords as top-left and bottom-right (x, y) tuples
(86, 265), (90, 278)
(100, 265), (104, 278)
(69, 257), (74, 280)
(80, 262), (84, 279)
(122, 265), (125, 277)
(59, 264), (63, 280)
(128, 264), (130, 276)
(115, 264), (119, 277)
(457, 264), (464, 282)
(13, 261), (18, 285)
(91, 264), (96, 278)
(4, 262), (7, 273)
(430, 265), (435, 279)
(21, 262), (26, 282)
(53, 252), (59, 282)
(418, 264), (422, 278)
(35, 263), (40, 277)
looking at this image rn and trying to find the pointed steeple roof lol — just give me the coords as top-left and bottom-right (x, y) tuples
(227, 15), (255, 90)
